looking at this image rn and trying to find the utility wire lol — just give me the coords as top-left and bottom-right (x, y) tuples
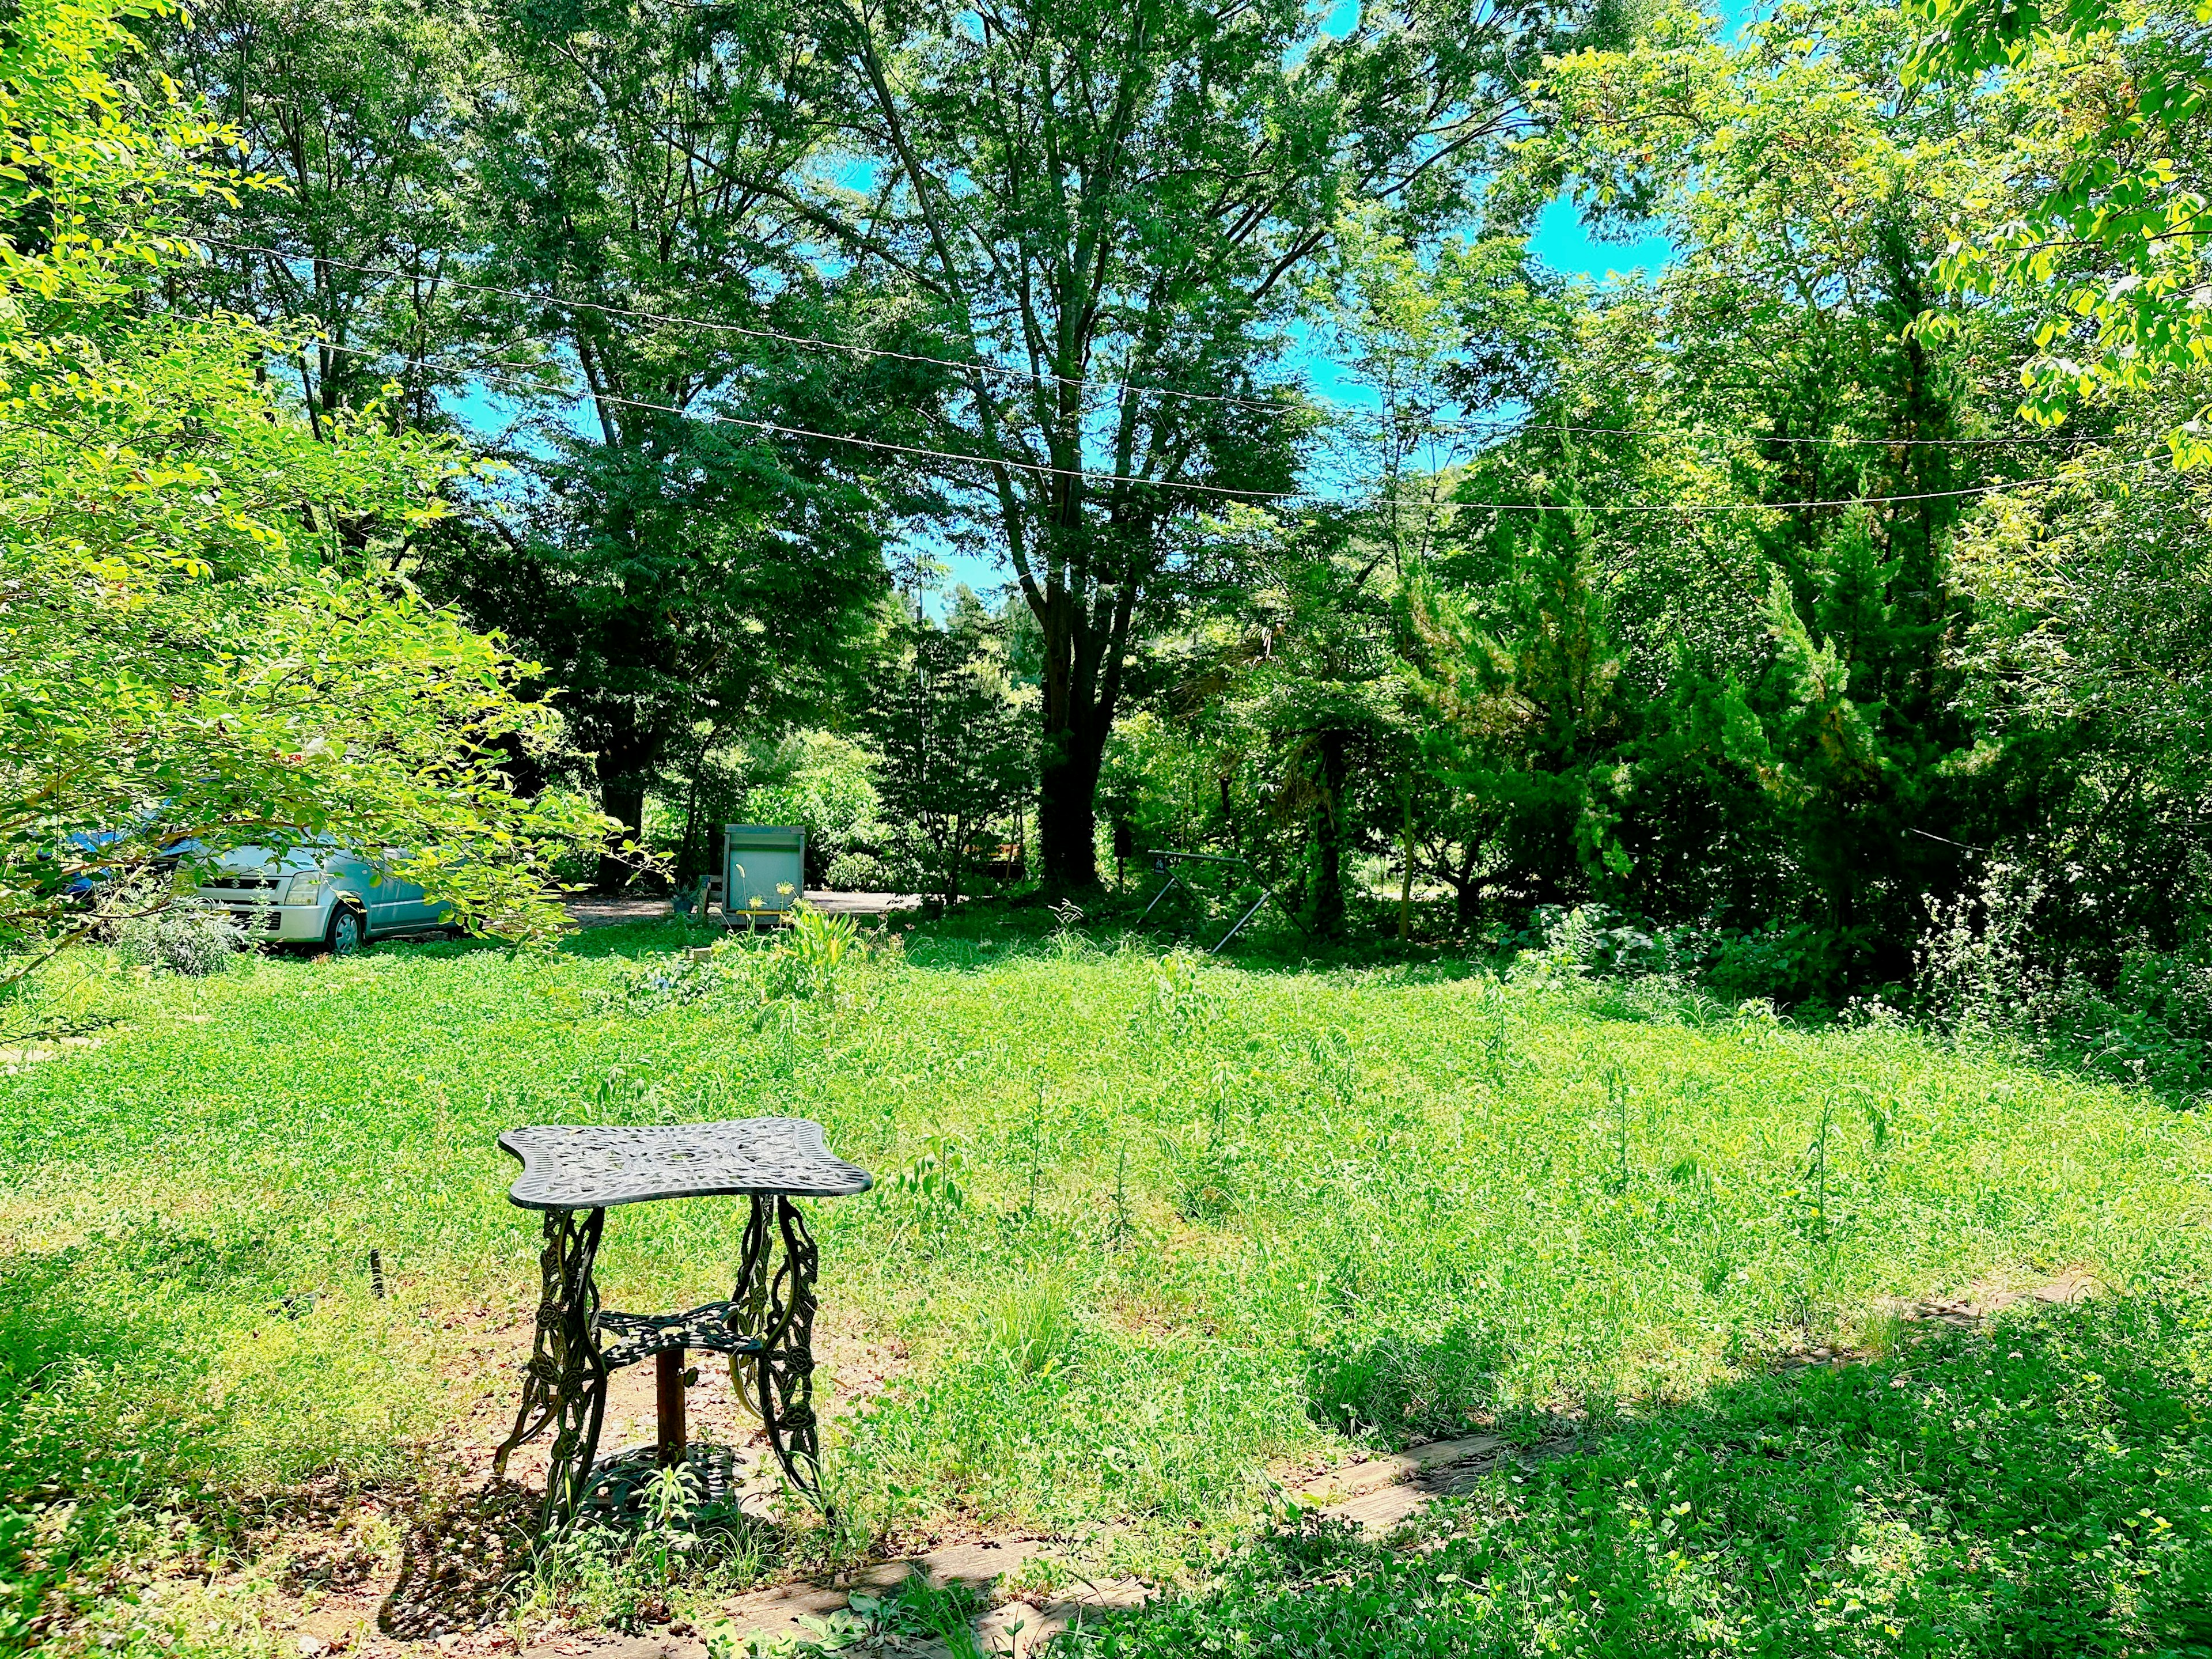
(207, 234), (1298, 414)
(218, 234), (2118, 449)
(305, 338), (2164, 513)
(310, 339), (1292, 500)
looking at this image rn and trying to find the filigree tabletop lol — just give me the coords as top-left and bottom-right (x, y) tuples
(498, 1119), (873, 1209)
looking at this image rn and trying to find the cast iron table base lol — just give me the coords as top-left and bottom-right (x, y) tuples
(488, 1121), (870, 1532)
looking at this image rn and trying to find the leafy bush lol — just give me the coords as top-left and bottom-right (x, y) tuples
(112, 898), (247, 977)
(1509, 906), (1666, 987)
(738, 731), (885, 874)
(1509, 906), (1849, 1010)
(1681, 921), (1846, 1007)
(2046, 950), (2212, 1099)
(1912, 863), (2212, 1098)
(822, 851), (906, 892)
(1916, 862), (2052, 1035)
(1304, 1318), (1504, 1445)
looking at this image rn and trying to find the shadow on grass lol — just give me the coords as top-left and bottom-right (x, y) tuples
(0, 1214), (300, 1647)
(1070, 1294), (2212, 1657)
(881, 904), (1499, 982)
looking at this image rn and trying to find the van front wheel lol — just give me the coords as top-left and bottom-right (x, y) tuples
(324, 904), (368, 956)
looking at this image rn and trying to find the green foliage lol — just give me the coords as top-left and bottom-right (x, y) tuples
(1074, 1294), (2212, 1658)
(887, 1132), (971, 1225)
(762, 907), (861, 1003)
(0, 0), (613, 968)
(525, 1461), (773, 1634)
(821, 852), (904, 895)
(711, 1569), (984, 1658)
(603, 909), (865, 1014)
(738, 734), (885, 879)
(869, 616), (1033, 908)
(1908, 0), (2212, 452)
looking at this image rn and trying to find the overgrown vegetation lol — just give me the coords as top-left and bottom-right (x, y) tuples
(0, 921), (2205, 1651)
(1079, 1294), (2212, 1657)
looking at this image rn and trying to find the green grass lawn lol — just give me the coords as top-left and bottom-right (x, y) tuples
(1, 915), (2209, 1654)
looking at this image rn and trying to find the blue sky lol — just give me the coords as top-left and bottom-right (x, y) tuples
(445, 194), (1685, 604)
(446, 0), (1700, 600)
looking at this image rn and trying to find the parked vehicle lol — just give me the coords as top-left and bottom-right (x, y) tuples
(59, 821), (202, 900)
(193, 843), (449, 953)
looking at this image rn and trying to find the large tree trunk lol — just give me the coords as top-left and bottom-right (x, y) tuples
(1307, 729), (1350, 939)
(594, 749), (652, 891)
(1037, 722), (1105, 891)
(1033, 575), (1118, 891)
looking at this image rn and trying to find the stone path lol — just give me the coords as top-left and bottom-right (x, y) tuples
(281, 1277), (2112, 1657)
(1296, 1432), (1548, 1532)
(715, 1539), (1148, 1658)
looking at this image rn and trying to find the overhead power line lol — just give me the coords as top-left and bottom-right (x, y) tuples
(213, 233), (2117, 450)
(304, 337), (2162, 513)
(205, 234), (1299, 414)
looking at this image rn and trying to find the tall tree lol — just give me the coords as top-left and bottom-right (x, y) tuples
(429, 0), (931, 878)
(783, 0), (1602, 887)
(162, 0), (484, 426)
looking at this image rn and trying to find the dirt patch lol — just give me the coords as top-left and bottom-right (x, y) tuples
(416, 1308), (905, 1502)
(562, 898), (673, 930)
(1299, 1433), (1576, 1533)
(713, 1537), (1149, 1659)
(560, 892), (918, 931)
(196, 1308), (915, 1654)
(377, 1482), (537, 1641)
(0, 1035), (101, 1073)
(1920, 1266), (2102, 1324)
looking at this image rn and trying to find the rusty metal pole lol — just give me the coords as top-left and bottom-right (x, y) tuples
(656, 1346), (687, 1467)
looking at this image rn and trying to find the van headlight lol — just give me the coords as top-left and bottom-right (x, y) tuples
(282, 873), (329, 907)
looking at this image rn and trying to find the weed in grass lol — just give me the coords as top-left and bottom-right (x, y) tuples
(886, 1131), (971, 1241)
(2, 925), (2210, 1652)
(1472, 973), (1514, 1075)
(1857, 1306), (1906, 1361)
(1302, 1028), (1359, 1106)
(1105, 1145), (1133, 1248)
(520, 1464), (776, 1635)
(1153, 1124), (1240, 1222)
(1601, 1062), (1633, 1194)
(986, 1274), (1076, 1378)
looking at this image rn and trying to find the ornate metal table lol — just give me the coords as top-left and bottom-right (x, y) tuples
(491, 1120), (872, 1530)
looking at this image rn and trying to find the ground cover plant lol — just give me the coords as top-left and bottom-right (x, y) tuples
(0, 918), (2207, 1654)
(1075, 1294), (2212, 1656)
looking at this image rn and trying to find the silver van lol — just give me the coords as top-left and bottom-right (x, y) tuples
(193, 843), (449, 953)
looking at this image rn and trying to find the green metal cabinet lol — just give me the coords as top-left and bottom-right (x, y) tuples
(723, 824), (806, 921)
